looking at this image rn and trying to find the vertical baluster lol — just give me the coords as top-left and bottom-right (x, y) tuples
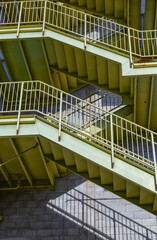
(16, 82), (24, 134)
(151, 133), (157, 185)
(58, 91), (63, 141)
(110, 114), (114, 167)
(84, 13), (87, 48)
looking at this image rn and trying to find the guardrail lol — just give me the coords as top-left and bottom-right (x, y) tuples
(0, 1), (157, 66)
(48, 188), (157, 240)
(0, 81), (157, 182)
(56, 90), (122, 129)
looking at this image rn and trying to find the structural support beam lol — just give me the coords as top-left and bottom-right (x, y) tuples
(0, 47), (13, 82)
(9, 138), (33, 186)
(40, 39), (54, 86)
(0, 159), (12, 187)
(18, 40), (33, 81)
(35, 137), (55, 186)
(133, 77), (137, 123)
(148, 76), (154, 129)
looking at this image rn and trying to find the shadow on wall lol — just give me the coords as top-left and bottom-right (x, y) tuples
(0, 173), (156, 239)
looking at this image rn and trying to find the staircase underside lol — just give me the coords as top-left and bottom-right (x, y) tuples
(1, 27), (157, 77)
(0, 115), (157, 215)
(1, 26), (157, 131)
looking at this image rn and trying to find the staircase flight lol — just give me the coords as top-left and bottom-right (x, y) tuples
(0, 1), (157, 74)
(0, 81), (157, 214)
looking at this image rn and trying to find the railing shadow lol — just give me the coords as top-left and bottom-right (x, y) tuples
(47, 188), (157, 240)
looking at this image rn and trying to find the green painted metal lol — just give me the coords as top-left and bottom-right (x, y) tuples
(0, 116), (156, 214)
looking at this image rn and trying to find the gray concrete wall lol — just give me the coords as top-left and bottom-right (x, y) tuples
(0, 173), (157, 240)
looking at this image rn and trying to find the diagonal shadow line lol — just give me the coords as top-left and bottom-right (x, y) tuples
(47, 188), (157, 240)
(47, 201), (114, 240)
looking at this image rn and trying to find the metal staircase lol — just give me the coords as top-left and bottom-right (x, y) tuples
(1, 1), (157, 131)
(0, 1), (157, 69)
(0, 81), (157, 215)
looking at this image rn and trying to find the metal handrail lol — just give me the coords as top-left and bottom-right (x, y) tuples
(0, 81), (157, 182)
(48, 188), (157, 240)
(0, 1), (157, 65)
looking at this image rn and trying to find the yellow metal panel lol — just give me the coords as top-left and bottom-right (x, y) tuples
(1, 41), (30, 81)
(113, 174), (126, 191)
(148, 77), (157, 131)
(50, 142), (64, 160)
(59, 72), (69, 92)
(53, 41), (67, 70)
(126, 181), (140, 198)
(100, 168), (113, 184)
(64, 45), (77, 73)
(87, 0), (95, 10)
(140, 189), (154, 205)
(144, 0), (156, 30)
(44, 39), (58, 66)
(62, 148), (76, 166)
(13, 138), (48, 180)
(52, 71), (62, 90)
(67, 75), (78, 89)
(114, 0), (124, 18)
(105, 0), (114, 16)
(74, 48), (87, 77)
(130, 0), (140, 29)
(74, 154), (87, 172)
(96, 0), (105, 13)
(21, 39), (52, 84)
(87, 161), (100, 178)
(108, 61), (119, 89)
(78, 0), (86, 7)
(97, 57), (108, 85)
(85, 52), (97, 81)
(136, 77), (151, 128)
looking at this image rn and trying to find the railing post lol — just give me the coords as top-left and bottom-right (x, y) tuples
(128, 28), (133, 68)
(17, 2), (23, 38)
(89, 104), (92, 135)
(58, 91), (63, 141)
(110, 114), (114, 168)
(42, 0), (47, 36)
(84, 14), (87, 49)
(113, 211), (116, 240)
(151, 133), (157, 185)
(16, 82), (24, 134)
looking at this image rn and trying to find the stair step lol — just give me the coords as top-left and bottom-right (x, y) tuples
(59, 72), (69, 92)
(100, 168), (113, 184)
(62, 148), (76, 166)
(140, 188), (155, 205)
(74, 154), (88, 172)
(52, 71), (62, 90)
(85, 52), (97, 81)
(44, 39), (58, 66)
(126, 181), (140, 198)
(153, 196), (157, 212)
(113, 174), (126, 191)
(87, 161), (100, 178)
(50, 142), (64, 160)
(75, 48), (87, 77)
(67, 75), (78, 89)
(64, 45), (77, 74)
(54, 40), (67, 70)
